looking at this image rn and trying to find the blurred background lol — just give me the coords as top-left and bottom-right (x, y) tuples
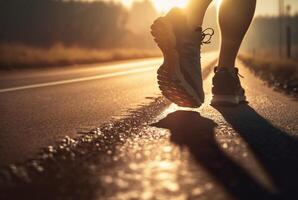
(0, 0), (297, 69)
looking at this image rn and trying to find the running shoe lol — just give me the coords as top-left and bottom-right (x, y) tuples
(151, 8), (213, 108)
(211, 67), (247, 106)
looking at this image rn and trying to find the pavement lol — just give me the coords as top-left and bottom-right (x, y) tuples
(0, 53), (298, 200)
(0, 52), (216, 165)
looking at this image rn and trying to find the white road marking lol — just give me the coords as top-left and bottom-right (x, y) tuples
(0, 66), (156, 93)
(0, 52), (217, 94)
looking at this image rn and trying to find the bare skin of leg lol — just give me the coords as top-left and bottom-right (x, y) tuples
(186, 0), (212, 30)
(218, 0), (256, 69)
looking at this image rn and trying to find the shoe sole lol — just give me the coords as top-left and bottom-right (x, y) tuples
(211, 95), (247, 106)
(151, 17), (202, 108)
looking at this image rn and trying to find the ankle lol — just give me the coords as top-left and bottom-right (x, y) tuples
(185, 10), (204, 31)
(217, 65), (235, 69)
(186, 18), (203, 31)
(215, 66), (238, 75)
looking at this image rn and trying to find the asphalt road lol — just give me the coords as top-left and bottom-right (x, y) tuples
(0, 52), (216, 165)
(83, 59), (297, 200)
(0, 54), (297, 199)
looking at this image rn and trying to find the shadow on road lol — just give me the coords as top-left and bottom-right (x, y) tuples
(152, 110), (272, 200)
(215, 104), (298, 199)
(153, 106), (298, 199)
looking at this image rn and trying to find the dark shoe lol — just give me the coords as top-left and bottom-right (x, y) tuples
(211, 67), (247, 106)
(151, 8), (213, 108)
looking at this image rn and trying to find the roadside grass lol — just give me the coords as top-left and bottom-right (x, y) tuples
(0, 43), (161, 70)
(239, 54), (298, 97)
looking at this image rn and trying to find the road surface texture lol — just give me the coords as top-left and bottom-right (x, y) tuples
(0, 53), (218, 165)
(0, 54), (297, 200)
(0, 59), (159, 165)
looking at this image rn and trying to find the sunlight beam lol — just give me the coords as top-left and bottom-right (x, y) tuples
(215, 0), (222, 8)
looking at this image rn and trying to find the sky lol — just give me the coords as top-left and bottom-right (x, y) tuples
(97, 0), (298, 16)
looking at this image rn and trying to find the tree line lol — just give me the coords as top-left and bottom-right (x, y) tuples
(0, 0), (157, 49)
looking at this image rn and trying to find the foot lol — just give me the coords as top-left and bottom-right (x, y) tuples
(211, 67), (247, 106)
(151, 8), (205, 108)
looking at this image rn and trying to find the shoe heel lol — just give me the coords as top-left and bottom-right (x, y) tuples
(151, 17), (176, 52)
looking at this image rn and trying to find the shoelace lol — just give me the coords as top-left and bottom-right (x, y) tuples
(237, 73), (244, 78)
(201, 28), (215, 44)
(238, 73), (244, 78)
(214, 66), (244, 78)
(179, 27), (215, 65)
(235, 67), (244, 78)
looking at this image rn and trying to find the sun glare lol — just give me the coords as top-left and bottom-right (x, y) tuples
(151, 0), (189, 13)
(215, 0), (223, 8)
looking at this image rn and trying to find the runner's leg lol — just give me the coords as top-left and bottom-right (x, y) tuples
(218, 0), (256, 69)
